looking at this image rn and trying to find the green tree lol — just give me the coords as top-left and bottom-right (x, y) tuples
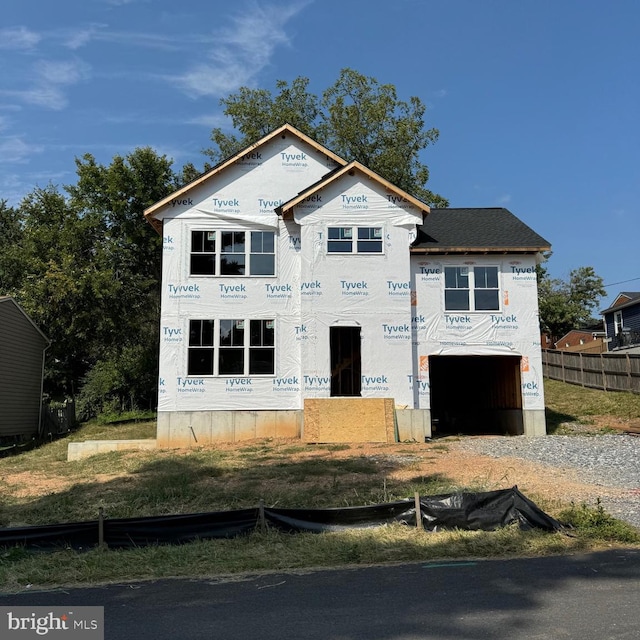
(205, 69), (447, 207)
(0, 199), (24, 294)
(7, 148), (177, 414)
(537, 261), (606, 343)
(66, 147), (177, 414)
(12, 185), (111, 396)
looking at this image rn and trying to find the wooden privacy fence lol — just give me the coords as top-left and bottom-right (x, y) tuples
(542, 349), (640, 394)
(40, 399), (77, 437)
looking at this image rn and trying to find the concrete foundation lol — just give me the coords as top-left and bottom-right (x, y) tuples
(156, 410), (303, 448)
(395, 408), (432, 441)
(67, 439), (157, 461)
(152, 406), (542, 447)
(522, 409), (547, 436)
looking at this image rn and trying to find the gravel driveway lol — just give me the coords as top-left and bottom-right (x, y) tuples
(455, 433), (640, 529)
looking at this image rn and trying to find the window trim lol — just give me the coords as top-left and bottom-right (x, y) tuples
(327, 226), (384, 254)
(189, 228), (276, 277)
(444, 265), (501, 312)
(187, 318), (276, 377)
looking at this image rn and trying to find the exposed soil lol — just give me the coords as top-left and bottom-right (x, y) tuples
(2, 419), (629, 511)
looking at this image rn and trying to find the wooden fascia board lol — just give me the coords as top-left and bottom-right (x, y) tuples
(143, 124), (347, 232)
(278, 161), (430, 218)
(410, 246), (550, 255)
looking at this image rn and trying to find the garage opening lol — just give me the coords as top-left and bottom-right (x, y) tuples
(330, 326), (361, 397)
(429, 355), (523, 436)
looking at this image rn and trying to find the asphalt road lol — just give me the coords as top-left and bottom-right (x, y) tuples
(3, 549), (639, 639)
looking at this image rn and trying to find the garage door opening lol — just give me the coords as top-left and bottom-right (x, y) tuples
(429, 355), (523, 436)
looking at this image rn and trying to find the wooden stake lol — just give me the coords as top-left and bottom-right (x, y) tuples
(414, 491), (422, 530)
(98, 506), (105, 548)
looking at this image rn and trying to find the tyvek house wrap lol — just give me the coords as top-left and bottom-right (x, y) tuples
(292, 173), (422, 405)
(156, 128), (544, 416)
(410, 255), (545, 411)
(158, 135), (340, 412)
(158, 162), (425, 411)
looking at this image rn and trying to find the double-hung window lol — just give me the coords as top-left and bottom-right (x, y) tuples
(188, 320), (215, 375)
(190, 230), (275, 276)
(188, 319), (275, 376)
(444, 266), (500, 311)
(327, 226), (383, 254)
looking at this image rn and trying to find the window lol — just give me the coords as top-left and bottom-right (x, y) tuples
(190, 231), (216, 275)
(327, 226), (383, 254)
(190, 230), (275, 276)
(220, 232), (246, 275)
(473, 266), (500, 310)
(357, 227), (383, 253)
(250, 231), (276, 275)
(444, 266), (500, 311)
(614, 310), (624, 335)
(327, 227), (353, 252)
(187, 319), (275, 376)
(188, 319), (215, 375)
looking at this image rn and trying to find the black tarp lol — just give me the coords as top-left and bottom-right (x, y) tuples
(104, 508), (260, 548)
(0, 487), (564, 550)
(266, 500), (417, 533)
(419, 487), (564, 532)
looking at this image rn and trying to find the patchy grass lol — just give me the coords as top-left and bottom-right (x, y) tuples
(544, 379), (640, 433)
(1, 384), (639, 592)
(559, 501), (640, 544)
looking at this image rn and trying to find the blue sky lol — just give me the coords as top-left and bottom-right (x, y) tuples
(1, 0), (638, 309)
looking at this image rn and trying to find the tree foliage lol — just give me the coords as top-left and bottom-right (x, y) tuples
(205, 69), (447, 207)
(5, 148), (177, 415)
(537, 260), (606, 342)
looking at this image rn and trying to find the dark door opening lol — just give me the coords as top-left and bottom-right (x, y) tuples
(429, 355), (523, 436)
(330, 326), (361, 396)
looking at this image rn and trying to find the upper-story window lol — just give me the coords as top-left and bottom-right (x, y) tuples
(444, 266), (500, 311)
(327, 226), (383, 254)
(190, 230), (275, 276)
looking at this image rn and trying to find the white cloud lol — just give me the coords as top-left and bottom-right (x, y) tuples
(9, 59), (92, 110)
(187, 114), (227, 128)
(174, 1), (309, 98)
(496, 194), (512, 205)
(104, 0), (149, 5)
(0, 26), (41, 51)
(61, 24), (108, 50)
(0, 136), (44, 163)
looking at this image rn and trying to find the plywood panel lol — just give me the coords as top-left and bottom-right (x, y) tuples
(303, 398), (396, 443)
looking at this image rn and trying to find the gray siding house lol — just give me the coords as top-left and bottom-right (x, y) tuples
(0, 297), (49, 440)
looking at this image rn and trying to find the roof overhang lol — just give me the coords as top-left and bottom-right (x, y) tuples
(277, 161), (430, 219)
(410, 246), (550, 255)
(143, 123), (348, 234)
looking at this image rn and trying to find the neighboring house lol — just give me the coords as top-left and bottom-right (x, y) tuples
(554, 327), (606, 353)
(602, 292), (640, 353)
(144, 124), (551, 446)
(0, 296), (49, 441)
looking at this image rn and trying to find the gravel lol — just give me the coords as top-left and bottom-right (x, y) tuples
(454, 434), (640, 529)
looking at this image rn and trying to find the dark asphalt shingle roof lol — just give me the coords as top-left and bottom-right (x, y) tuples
(601, 292), (640, 315)
(412, 207), (551, 253)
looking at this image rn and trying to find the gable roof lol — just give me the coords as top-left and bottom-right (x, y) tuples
(601, 292), (640, 315)
(411, 207), (551, 254)
(555, 328), (605, 344)
(143, 123), (348, 234)
(277, 160), (430, 218)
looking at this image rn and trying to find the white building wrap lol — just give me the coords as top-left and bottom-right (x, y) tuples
(147, 124), (549, 442)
